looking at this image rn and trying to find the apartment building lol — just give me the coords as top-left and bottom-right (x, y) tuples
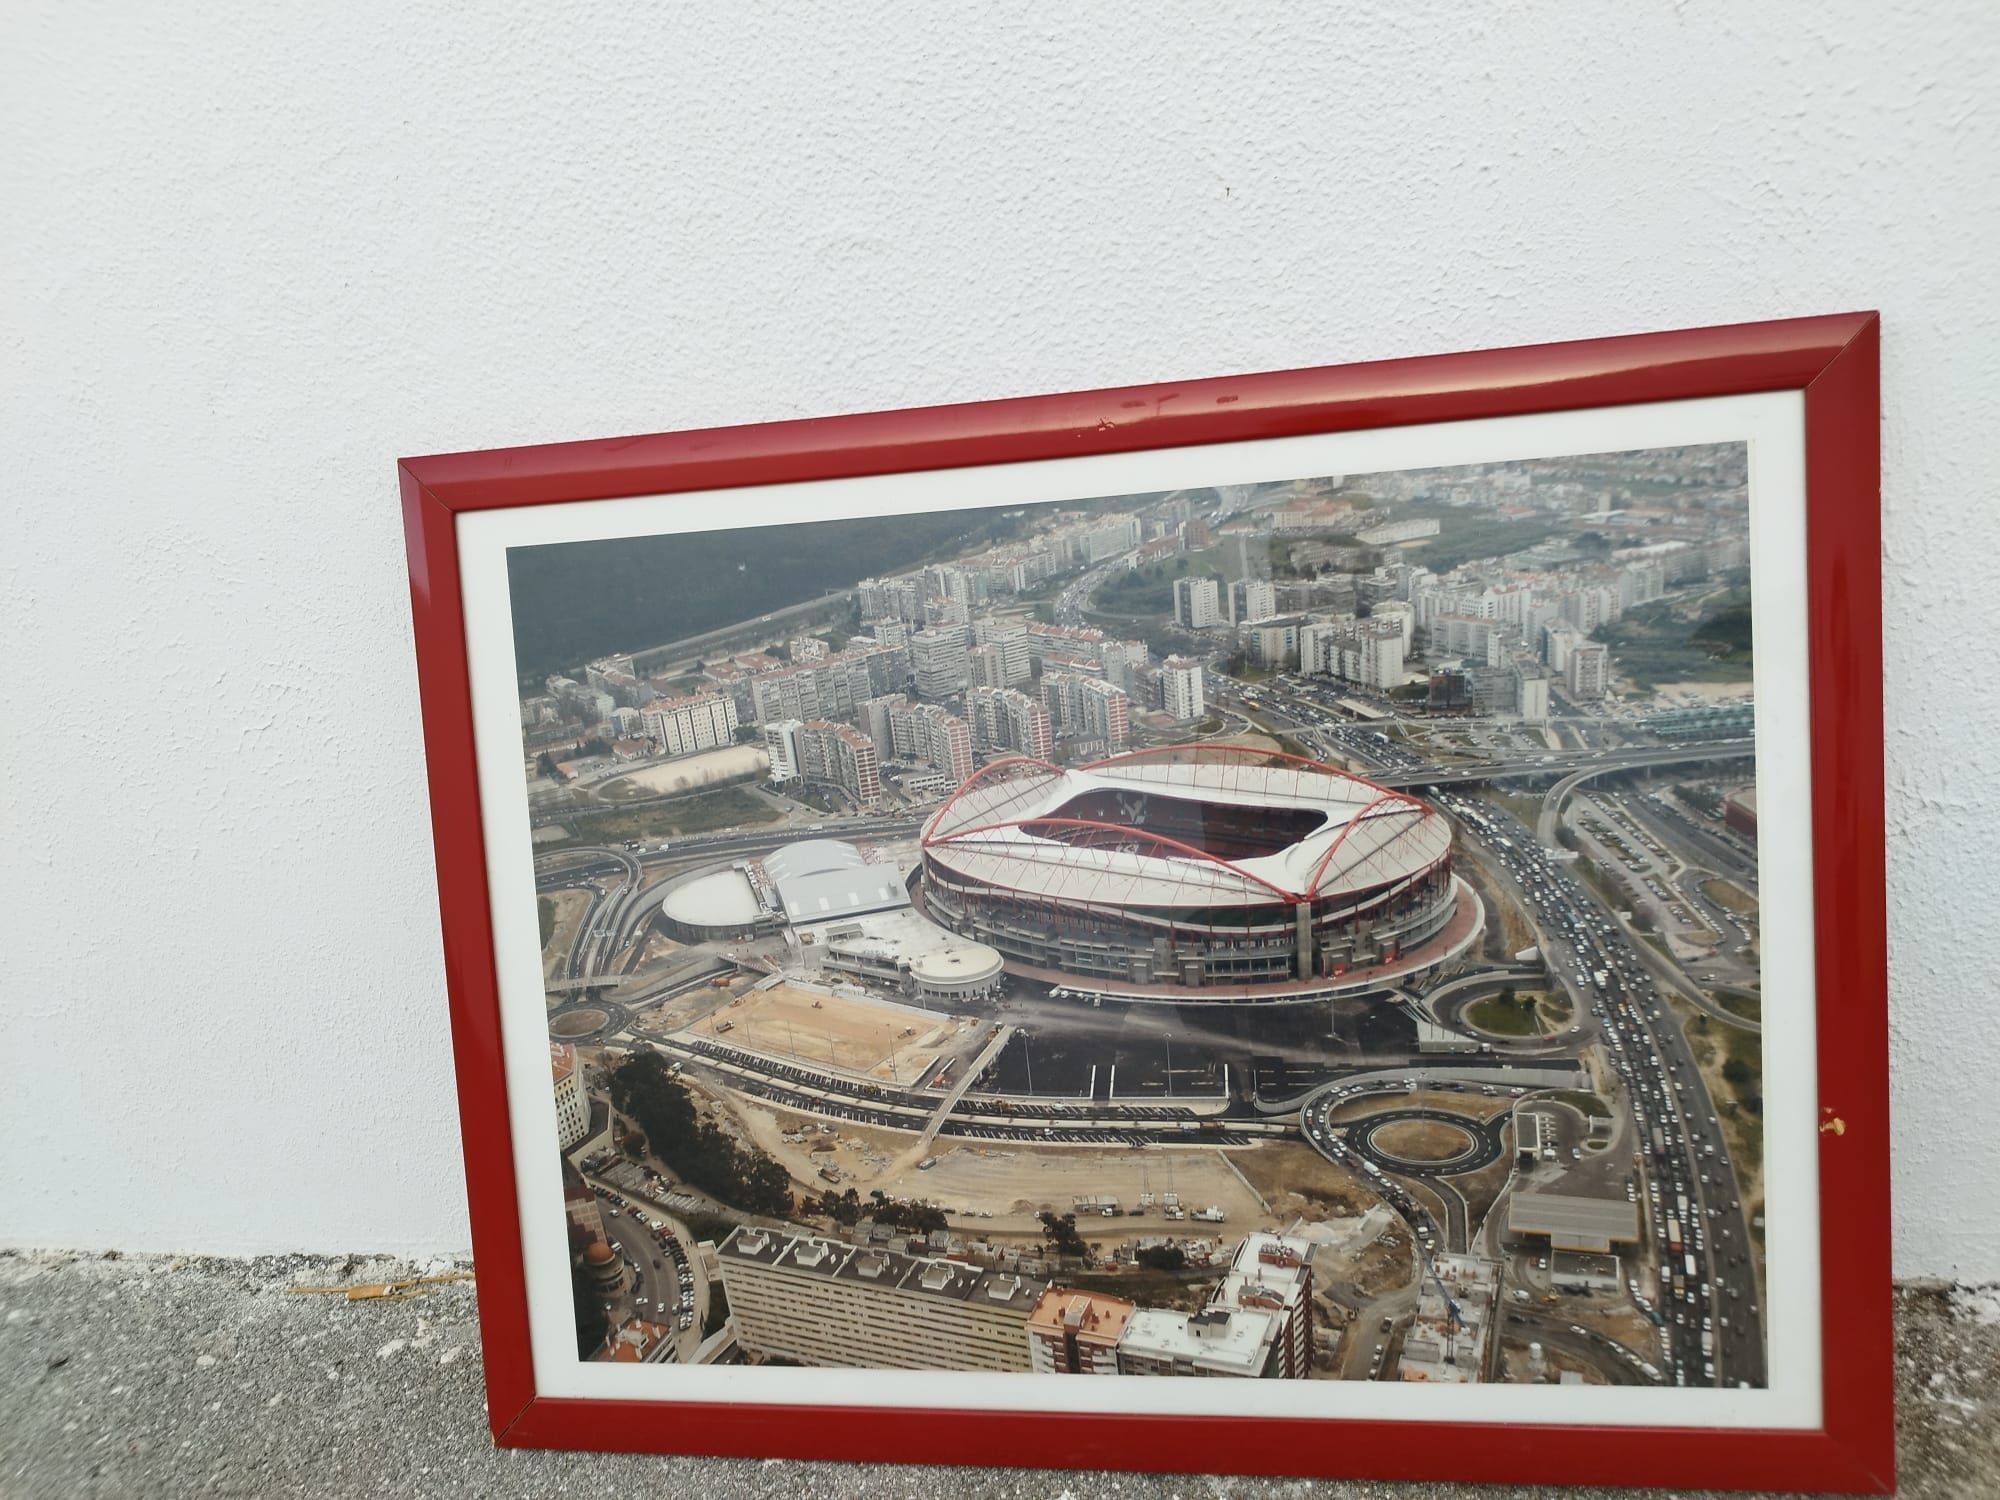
(640, 691), (739, 757)
(1026, 1288), (1135, 1375)
(718, 1228), (1045, 1371)
(1160, 656), (1205, 721)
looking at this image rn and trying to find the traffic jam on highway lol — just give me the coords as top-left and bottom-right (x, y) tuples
(1434, 789), (1764, 1389)
(542, 661), (1763, 1387)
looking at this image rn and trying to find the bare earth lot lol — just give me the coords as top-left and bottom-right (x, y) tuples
(594, 745), (768, 799)
(876, 1142), (1274, 1235)
(1229, 1138), (1377, 1220)
(1372, 1118), (1476, 1162)
(732, 1097), (1280, 1236)
(539, 887), (592, 981)
(700, 982), (987, 1084)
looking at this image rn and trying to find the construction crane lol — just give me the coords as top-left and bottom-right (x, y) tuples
(1425, 1257), (1467, 1364)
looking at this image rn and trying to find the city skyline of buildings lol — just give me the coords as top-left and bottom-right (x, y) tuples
(534, 441), (1762, 1397)
(719, 1226), (1320, 1380)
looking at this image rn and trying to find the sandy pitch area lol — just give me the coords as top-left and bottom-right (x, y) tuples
(598, 745), (768, 797)
(700, 982), (984, 1084)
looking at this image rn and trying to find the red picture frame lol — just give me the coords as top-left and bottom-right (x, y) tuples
(399, 312), (1888, 1492)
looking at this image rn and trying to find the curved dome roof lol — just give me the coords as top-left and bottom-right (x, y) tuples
(762, 839), (869, 883)
(922, 745), (1447, 909)
(762, 838), (909, 924)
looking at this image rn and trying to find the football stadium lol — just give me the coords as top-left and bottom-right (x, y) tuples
(918, 745), (1465, 994)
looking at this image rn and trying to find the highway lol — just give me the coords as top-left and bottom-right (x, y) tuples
(536, 815), (932, 991)
(1386, 741), (1756, 795)
(1227, 671), (1762, 1387)
(1534, 744), (1754, 841)
(537, 654), (1765, 1387)
(1440, 791), (1765, 1389)
(617, 588), (856, 683)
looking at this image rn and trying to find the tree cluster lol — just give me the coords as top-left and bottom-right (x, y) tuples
(609, 1053), (792, 1216)
(805, 1186), (947, 1234)
(1038, 1210), (1088, 1259)
(1721, 1056), (1762, 1114)
(536, 738), (612, 779)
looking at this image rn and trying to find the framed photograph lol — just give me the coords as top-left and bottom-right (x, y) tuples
(399, 313), (1888, 1491)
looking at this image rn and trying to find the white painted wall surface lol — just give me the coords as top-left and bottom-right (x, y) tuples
(4, 4), (1995, 1278)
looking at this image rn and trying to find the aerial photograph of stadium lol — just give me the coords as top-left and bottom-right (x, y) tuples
(509, 442), (1766, 1388)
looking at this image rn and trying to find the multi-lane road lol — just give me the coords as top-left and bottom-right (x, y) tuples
(1440, 791), (1765, 1388)
(1227, 670), (1764, 1388)
(538, 815), (931, 986)
(541, 662), (1766, 1387)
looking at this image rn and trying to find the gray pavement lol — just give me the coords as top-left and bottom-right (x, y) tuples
(2, 1250), (1993, 1499)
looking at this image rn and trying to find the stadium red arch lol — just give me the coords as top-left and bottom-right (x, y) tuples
(1080, 740), (1431, 810)
(922, 744), (1441, 902)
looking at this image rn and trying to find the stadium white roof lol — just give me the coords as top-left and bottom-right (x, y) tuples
(764, 839), (910, 924)
(660, 867), (764, 929)
(922, 751), (1449, 909)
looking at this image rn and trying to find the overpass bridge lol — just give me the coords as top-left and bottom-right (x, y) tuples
(1373, 738), (1754, 794)
(1530, 741), (1755, 843)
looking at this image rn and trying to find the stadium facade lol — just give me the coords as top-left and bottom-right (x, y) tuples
(919, 745), (1458, 991)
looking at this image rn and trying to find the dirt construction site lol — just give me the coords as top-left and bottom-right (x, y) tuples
(730, 1092), (1278, 1237)
(691, 981), (991, 1086)
(877, 1142), (1274, 1234)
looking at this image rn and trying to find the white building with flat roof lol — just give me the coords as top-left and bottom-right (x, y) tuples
(1228, 578), (1277, 625)
(763, 719), (805, 782)
(642, 691), (739, 757)
(1566, 642), (1610, 701)
(911, 626), (971, 700)
(718, 1227), (1043, 1371)
(1116, 1305), (1279, 1378)
(1172, 575), (1222, 630)
(1207, 1232), (1315, 1378)
(551, 1042), (589, 1151)
(1160, 656), (1205, 722)
(1111, 1232), (1314, 1378)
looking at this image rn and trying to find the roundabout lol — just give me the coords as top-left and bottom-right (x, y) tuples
(546, 997), (631, 1042)
(1348, 1107), (1508, 1177)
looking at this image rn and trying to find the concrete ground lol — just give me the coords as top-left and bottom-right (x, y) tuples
(2, 1251), (1993, 1499)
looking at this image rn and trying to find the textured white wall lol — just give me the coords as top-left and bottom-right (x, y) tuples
(4, 3), (1995, 1278)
